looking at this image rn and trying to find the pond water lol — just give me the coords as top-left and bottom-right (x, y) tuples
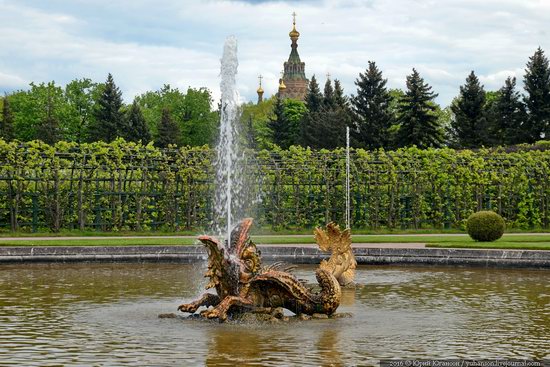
(0, 262), (549, 366)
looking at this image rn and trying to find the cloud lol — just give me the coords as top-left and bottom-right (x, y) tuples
(0, 0), (548, 106)
(0, 72), (28, 90)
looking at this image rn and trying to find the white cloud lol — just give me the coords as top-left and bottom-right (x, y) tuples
(0, 0), (549, 106)
(0, 72), (28, 89)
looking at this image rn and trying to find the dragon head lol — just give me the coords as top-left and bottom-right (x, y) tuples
(314, 222), (352, 254)
(198, 218), (262, 298)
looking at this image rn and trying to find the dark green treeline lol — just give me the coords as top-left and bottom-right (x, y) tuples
(248, 47), (550, 151)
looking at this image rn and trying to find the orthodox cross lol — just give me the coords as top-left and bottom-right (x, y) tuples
(258, 74), (263, 87)
(292, 11), (297, 25)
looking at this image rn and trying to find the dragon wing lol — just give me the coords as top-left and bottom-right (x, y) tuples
(198, 235), (225, 290)
(314, 226), (331, 252)
(228, 218), (253, 255)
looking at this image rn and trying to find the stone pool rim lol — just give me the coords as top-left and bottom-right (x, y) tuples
(1, 245), (550, 268)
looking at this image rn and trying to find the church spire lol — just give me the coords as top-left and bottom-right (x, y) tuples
(278, 12), (309, 101)
(256, 74), (264, 104)
(289, 11), (300, 42)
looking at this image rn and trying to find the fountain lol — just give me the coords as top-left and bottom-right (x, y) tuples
(178, 218), (342, 321)
(176, 37), (356, 322)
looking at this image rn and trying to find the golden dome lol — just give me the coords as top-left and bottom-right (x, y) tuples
(257, 85), (264, 94)
(278, 78), (287, 90)
(289, 24), (300, 39)
(289, 12), (300, 40)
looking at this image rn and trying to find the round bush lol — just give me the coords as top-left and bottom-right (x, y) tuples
(466, 211), (505, 242)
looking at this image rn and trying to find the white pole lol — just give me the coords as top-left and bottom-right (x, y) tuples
(346, 126), (350, 229)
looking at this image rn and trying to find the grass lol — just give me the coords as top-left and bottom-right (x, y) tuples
(0, 233), (549, 249)
(426, 242), (550, 250)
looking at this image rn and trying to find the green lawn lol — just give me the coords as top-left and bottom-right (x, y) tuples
(0, 233), (549, 249)
(426, 242), (550, 250)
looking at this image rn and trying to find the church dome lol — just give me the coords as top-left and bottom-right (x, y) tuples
(289, 24), (300, 40)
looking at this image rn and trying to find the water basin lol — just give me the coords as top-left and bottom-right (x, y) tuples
(0, 263), (549, 366)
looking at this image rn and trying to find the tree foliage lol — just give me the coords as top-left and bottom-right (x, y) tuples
(89, 74), (124, 142)
(487, 77), (527, 145)
(451, 71), (489, 148)
(396, 69), (443, 148)
(240, 97), (276, 150)
(156, 108), (180, 148)
(125, 100), (151, 143)
(301, 78), (349, 149)
(65, 78), (99, 143)
(269, 97), (306, 149)
(1, 97), (15, 141)
(523, 47), (550, 142)
(351, 61), (394, 149)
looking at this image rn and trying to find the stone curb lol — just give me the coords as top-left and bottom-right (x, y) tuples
(0, 245), (549, 268)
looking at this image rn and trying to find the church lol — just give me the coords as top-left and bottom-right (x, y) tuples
(257, 14), (309, 103)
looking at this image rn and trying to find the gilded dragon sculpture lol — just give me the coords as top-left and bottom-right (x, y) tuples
(177, 218), (341, 322)
(315, 222), (356, 287)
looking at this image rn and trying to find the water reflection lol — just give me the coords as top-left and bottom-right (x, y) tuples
(0, 263), (549, 366)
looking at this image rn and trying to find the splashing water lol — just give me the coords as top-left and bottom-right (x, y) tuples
(214, 36), (243, 244)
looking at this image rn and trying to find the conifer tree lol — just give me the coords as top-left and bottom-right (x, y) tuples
(351, 61), (394, 149)
(1, 97), (14, 141)
(300, 75), (324, 147)
(305, 75), (323, 113)
(36, 92), (61, 145)
(396, 69), (443, 148)
(37, 114), (60, 145)
(323, 78), (336, 109)
(523, 47), (550, 142)
(488, 77), (527, 145)
(156, 108), (180, 148)
(300, 77), (349, 149)
(268, 97), (292, 148)
(89, 73), (123, 142)
(333, 79), (349, 109)
(451, 71), (489, 148)
(125, 100), (151, 143)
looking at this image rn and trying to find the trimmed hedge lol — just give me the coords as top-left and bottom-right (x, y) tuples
(466, 211), (505, 242)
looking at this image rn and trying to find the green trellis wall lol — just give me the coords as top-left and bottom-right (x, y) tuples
(0, 139), (548, 232)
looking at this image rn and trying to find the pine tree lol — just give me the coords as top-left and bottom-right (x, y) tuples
(333, 79), (349, 109)
(300, 75), (324, 147)
(36, 91), (60, 144)
(1, 97), (15, 141)
(300, 77), (349, 149)
(523, 47), (550, 142)
(323, 78), (336, 109)
(351, 61), (394, 149)
(488, 77), (527, 145)
(396, 69), (443, 148)
(89, 73), (124, 142)
(268, 97), (291, 148)
(125, 100), (151, 143)
(36, 114), (60, 145)
(156, 108), (180, 148)
(451, 71), (489, 148)
(305, 75), (323, 113)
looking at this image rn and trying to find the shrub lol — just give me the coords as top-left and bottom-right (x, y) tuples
(466, 211), (505, 242)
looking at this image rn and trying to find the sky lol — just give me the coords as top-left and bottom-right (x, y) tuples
(0, 0), (549, 106)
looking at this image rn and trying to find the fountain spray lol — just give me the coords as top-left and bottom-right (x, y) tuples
(346, 126), (350, 230)
(216, 36), (240, 244)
